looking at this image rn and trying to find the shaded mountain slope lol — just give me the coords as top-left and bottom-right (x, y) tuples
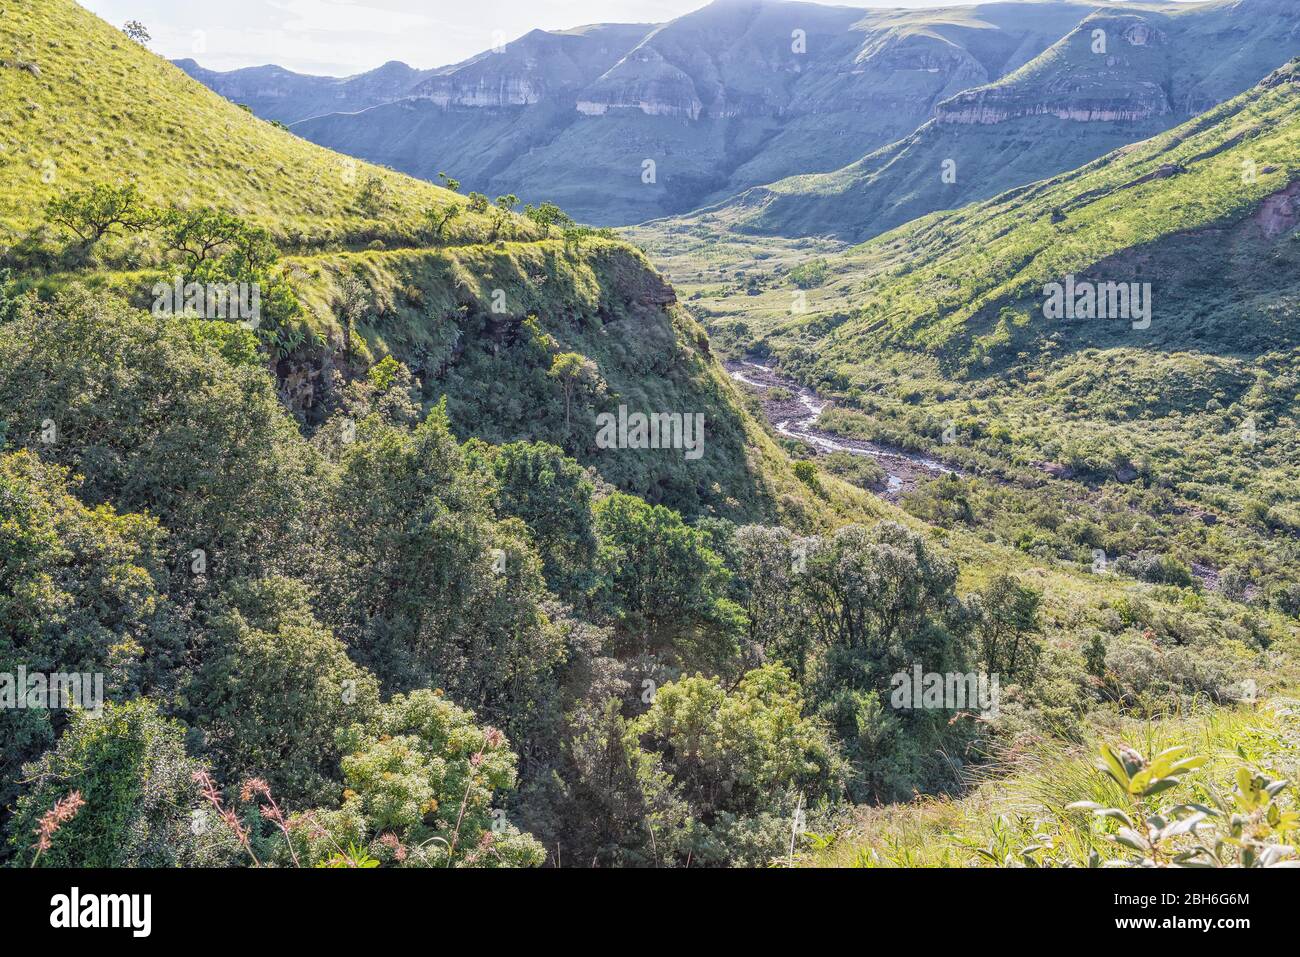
(173, 58), (437, 124)
(661, 60), (1300, 546)
(686, 0), (1300, 241)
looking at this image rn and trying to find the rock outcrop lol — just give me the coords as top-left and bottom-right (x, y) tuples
(935, 15), (1173, 126)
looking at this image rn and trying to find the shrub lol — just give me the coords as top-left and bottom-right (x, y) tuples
(8, 700), (236, 867)
(788, 259), (829, 289)
(287, 690), (545, 867)
(1102, 634), (1233, 707)
(792, 459), (819, 490)
(630, 664), (842, 866)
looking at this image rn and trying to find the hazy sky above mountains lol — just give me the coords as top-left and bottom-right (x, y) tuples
(76, 0), (1091, 76)
(82, 0), (1207, 76)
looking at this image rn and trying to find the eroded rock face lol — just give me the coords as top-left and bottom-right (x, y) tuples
(1252, 179), (1300, 239)
(419, 77), (547, 109)
(577, 18), (1003, 122)
(936, 95), (1170, 125)
(578, 47), (705, 119)
(935, 15), (1173, 126)
(407, 25), (650, 112)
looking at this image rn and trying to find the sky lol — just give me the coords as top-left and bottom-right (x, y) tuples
(78, 0), (1015, 76)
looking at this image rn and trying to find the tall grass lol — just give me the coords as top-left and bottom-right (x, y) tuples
(815, 694), (1300, 867)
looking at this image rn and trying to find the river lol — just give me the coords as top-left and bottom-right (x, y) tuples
(725, 359), (960, 499)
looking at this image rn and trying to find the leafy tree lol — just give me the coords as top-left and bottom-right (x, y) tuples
(318, 410), (567, 747)
(547, 351), (601, 436)
(635, 664), (839, 816)
(490, 194), (519, 241)
(561, 224), (618, 252)
(801, 522), (965, 697)
(148, 206), (298, 345)
(970, 574), (1043, 680)
(1083, 632), (1108, 680)
(436, 172), (460, 193)
(593, 493), (742, 673)
(783, 523), (972, 800)
(627, 665), (841, 865)
(425, 202), (462, 241)
(524, 202), (574, 231)
(792, 458), (821, 492)
(205, 220), (279, 277)
(559, 696), (689, 867)
(730, 525), (814, 675)
(334, 274), (372, 375)
(788, 258), (829, 289)
(188, 577), (381, 807)
(157, 206), (252, 267)
(485, 442), (598, 598)
(44, 183), (152, 244)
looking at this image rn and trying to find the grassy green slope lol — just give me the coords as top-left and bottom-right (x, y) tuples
(824, 62), (1300, 360)
(0, 0), (483, 250)
(0, 0), (882, 529)
(817, 692), (1300, 867)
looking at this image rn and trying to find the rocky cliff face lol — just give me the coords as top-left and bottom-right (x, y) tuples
(407, 25), (648, 111)
(935, 15), (1173, 126)
(577, 46), (705, 119)
(572, 4), (1038, 123)
(936, 93), (1170, 125)
(419, 77), (548, 109)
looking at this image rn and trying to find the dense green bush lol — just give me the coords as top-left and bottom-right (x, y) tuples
(478, 440), (598, 599)
(0, 450), (185, 813)
(8, 699), (236, 867)
(187, 577), (381, 807)
(0, 291), (318, 583)
(287, 690), (545, 867)
(593, 492), (743, 674)
(631, 664), (841, 865)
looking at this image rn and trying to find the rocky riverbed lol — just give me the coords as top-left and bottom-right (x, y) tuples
(724, 359), (960, 500)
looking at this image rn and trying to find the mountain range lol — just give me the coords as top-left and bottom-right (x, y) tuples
(697, 0), (1300, 240)
(177, 0), (1300, 232)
